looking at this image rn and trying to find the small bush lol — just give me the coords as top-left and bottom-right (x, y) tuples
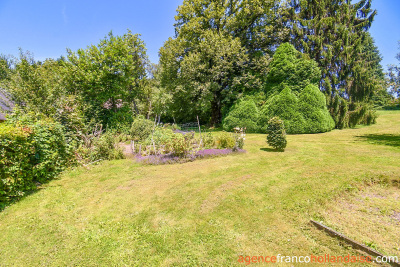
(76, 132), (124, 163)
(170, 133), (192, 157)
(131, 117), (154, 142)
(223, 99), (260, 133)
(216, 132), (236, 149)
(266, 117), (287, 151)
(202, 132), (215, 149)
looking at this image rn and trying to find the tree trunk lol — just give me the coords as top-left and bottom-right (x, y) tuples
(210, 92), (222, 126)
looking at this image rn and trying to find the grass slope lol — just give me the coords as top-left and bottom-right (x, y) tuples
(0, 111), (399, 266)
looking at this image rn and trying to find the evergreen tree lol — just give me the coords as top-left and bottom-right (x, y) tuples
(288, 0), (377, 98)
(287, 0), (382, 127)
(388, 41), (400, 97)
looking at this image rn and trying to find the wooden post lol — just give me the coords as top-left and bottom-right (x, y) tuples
(197, 115), (202, 147)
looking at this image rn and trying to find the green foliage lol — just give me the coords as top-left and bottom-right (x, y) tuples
(160, 0), (286, 124)
(29, 119), (73, 183)
(0, 116), (73, 206)
(93, 133), (124, 161)
(0, 125), (34, 205)
(170, 133), (192, 157)
(131, 117), (154, 142)
(288, 0), (377, 98)
(216, 132), (236, 149)
(4, 52), (68, 117)
(75, 132), (124, 163)
(260, 86), (334, 134)
(202, 132), (215, 149)
(297, 85), (335, 133)
(222, 99), (260, 133)
(266, 43), (321, 94)
(65, 30), (148, 126)
(388, 41), (400, 97)
(266, 117), (287, 151)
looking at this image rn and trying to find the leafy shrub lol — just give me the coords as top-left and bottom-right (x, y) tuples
(202, 132), (215, 149)
(145, 128), (175, 146)
(76, 132), (124, 163)
(297, 85), (335, 133)
(131, 117), (154, 142)
(0, 125), (35, 205)
(30, 119), (73, 183)
(216, 132), (236, 149)
(266, 117), (287, 151)
(223, 99), (260, 133)
(94, 132), (124, 160)
(170, 133), (192, 157)
(259, 86), (334, 134)
(0, 117), (74, 206)
(259, 87), (305, 133)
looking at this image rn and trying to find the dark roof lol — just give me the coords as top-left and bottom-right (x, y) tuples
(0, 89), (14, 121)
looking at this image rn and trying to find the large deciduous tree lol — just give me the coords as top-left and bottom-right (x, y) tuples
(160, 0), (285, 125)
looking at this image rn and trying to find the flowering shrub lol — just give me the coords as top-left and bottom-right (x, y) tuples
(266, 117), (287, 151)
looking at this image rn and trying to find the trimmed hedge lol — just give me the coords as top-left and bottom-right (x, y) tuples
(0, 125), (35, 204)
(0, 119), (72, 206)
(222, 99), (260, 133)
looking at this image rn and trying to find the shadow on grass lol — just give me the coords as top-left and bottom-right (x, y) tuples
(357, 134), (400, 148)
(260, 147), (284, 152)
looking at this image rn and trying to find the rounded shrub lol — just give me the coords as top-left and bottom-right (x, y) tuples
(259, 86), (335, 134)
(265, 43), (321, 94)
(266, 117), (287, 151)
(131, 117), (154, 142)
(216, 132), (236, 149)
(298, 85), (335, 133)
(259, 87), (306, 134)
(223, 99), (260, 133)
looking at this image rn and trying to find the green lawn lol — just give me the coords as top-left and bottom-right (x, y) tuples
(0, 111), (399, 266)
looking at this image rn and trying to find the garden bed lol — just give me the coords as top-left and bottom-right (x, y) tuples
(135, 148), (246, 165)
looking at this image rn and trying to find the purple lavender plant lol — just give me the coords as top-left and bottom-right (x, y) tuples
(135, 148), (245, 165)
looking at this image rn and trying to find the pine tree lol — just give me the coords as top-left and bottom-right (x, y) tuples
(287, 0), (380, 127)
(388, 41), (400, 97)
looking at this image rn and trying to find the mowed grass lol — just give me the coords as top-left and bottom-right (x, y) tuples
(0, 111), (399, 266)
